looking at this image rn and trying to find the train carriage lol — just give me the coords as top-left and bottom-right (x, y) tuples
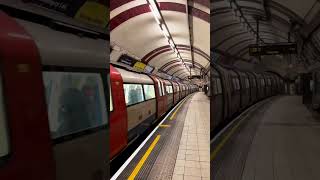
(211, 63), (284, 137)
(0, 11), (109, 180)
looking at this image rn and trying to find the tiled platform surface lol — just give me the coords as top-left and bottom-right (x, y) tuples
(173, 92), (210, 180)
(242, 96), (320, 180)
(212, 96), (320, 180)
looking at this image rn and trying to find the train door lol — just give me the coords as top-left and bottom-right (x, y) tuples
(0, 12), (56, 180)
(152, 76), (166, 118)
(166, 81), (174, 109)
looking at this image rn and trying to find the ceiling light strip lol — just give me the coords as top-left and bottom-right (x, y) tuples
(146, 0), (188, 72)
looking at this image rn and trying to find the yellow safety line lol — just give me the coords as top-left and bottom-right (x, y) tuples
(128, 135), (161, 180)
(210, 119), (242, 161)
(159, 124), (171, 128)
(169, 99), (186, 120)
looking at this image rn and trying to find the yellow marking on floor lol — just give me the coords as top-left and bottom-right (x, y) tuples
(170, 99), (186, 120)
(159, 124), (171, 128)
(211, 119), (242, 161)
(128, 135), (161, 180)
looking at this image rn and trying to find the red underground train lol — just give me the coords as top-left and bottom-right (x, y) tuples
(109, 64), (198, 159)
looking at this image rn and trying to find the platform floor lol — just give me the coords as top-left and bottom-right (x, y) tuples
(211, 96), (320, 180)
(113, 92), (210, 180)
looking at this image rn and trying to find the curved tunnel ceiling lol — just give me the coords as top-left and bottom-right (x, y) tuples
(212, 0), (320, 63)
(110, 0), (210, 79)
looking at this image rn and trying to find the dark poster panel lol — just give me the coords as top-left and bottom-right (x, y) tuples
(24, 0), (109, 28)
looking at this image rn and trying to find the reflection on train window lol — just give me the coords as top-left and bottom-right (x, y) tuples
(166, 85), (173, 94)
(143, 84), (155, 100)
(110, 85), (113, 112)
(123, 84), (144, 106)
(42, 72), (107, 139)
(0, 74), (9, 158)
(157, 80), (162, 96)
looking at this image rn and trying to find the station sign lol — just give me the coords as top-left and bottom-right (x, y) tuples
(118, 55), (137, 66)
(118, 55), (154, 73)
(249, 43), (297, 56)
(133, 61), (146, 70)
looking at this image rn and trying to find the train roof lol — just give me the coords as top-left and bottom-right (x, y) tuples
(16, 19), (108, 69)
(115, 67), (154, 84)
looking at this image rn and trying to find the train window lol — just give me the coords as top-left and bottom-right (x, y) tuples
(261, 79), (265, 86)
(166, 85), (173, 94)
(42, 71), (107, 139)
(234, 78), (240, 90)
(177, 85), (180, 92)
(143, 84), (156, 100)
(123, 84), (145, 106)
(0, 74), (9, 159)
(252, 79), (256, 87)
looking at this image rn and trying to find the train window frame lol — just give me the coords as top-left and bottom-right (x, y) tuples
(42, 65), (109, 144)
(0, 72), (10, 165)
(123, 83), (145, 106)
(166, 85), (173, 94)
(143, 84), (156, 100)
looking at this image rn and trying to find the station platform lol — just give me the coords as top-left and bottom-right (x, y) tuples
(211, 96), (320, 180)
(112, 92), (210, 180)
